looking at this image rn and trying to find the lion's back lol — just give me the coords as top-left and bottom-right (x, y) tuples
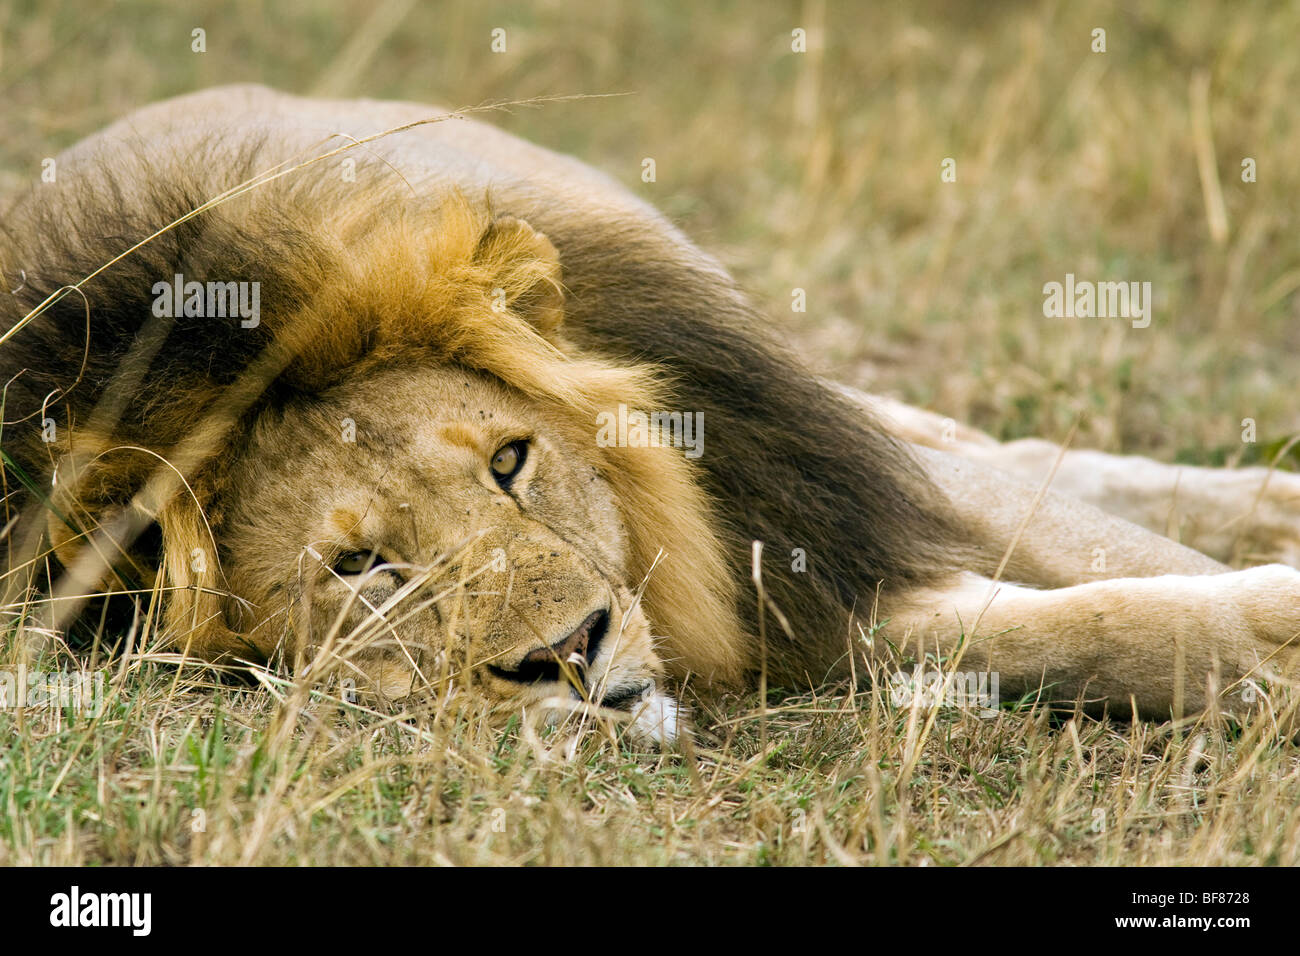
(63, 85), (675, 243)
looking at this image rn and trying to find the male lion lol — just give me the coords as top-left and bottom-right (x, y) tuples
(3, 85), (1299, 743)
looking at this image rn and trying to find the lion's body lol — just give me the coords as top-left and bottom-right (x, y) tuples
(3, 86), (1299, 741)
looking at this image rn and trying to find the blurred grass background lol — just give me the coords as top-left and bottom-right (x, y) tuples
(3, 0), (1298, 465)
(3, 0), (1300, 867)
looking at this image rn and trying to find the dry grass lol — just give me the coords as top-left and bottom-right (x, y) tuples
(6, 641), (1300, 866)
(3, 0), (1300, 865)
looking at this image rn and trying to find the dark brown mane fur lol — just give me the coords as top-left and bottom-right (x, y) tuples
(523, 213), (973, 680)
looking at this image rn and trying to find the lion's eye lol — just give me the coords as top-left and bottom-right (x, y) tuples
(333, 550), (380, 575)
(490, 440), (528, 487)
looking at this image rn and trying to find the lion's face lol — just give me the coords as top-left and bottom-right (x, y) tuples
(218, 360), (679, 742)
(32, 203), (745, 743)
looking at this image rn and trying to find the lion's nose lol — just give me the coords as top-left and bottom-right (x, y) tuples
(489, 608), (609, 684)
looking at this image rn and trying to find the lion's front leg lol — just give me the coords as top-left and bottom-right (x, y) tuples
(876, 567), (1300, 721)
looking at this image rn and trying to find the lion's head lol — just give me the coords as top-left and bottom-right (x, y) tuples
(7, 183), (747, 744)
(224, 353), (679, 740)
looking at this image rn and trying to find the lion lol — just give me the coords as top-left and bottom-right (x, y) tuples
(2, 85), (1299, 744)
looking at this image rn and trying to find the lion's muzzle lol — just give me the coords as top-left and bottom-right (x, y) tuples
(488, 607), (609, 686)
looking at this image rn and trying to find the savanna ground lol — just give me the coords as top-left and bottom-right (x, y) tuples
(2, 0), (1299, 865)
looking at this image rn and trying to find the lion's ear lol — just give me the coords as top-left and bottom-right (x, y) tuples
(474, 216), (565, 337)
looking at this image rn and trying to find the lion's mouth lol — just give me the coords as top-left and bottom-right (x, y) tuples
(483, 604), (667, 731)
(487, 608), (609, 686)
